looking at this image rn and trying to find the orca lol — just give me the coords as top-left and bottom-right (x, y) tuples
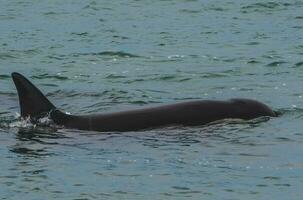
(11, 72), (277, 132)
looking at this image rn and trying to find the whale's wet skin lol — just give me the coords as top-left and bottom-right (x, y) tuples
(12, 72), (276, 132)
(1, 0), (303, 199)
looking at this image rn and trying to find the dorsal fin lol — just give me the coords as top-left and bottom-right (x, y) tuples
(12, 72), (56, 118)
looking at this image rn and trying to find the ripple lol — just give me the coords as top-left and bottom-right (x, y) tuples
(0, 53), (17, 60)
(105, 74), (127, 79)
(241, 2), (289, 13)
(247, 59), (261, 64)
(71, 32), (89, 36)
(266, 61), (288, 67)
(294, 61), (303, 67)
(245, 41), (260, 45)
(276, 108), (303, 117)
(179, 9), (201, 14)
(8, 49), (41, 57)
(172, 186), (190, 190)
(0, 74), (10, 79)
(238, 153), (268, 157)
(152, 75), (177, 81)
(199, 72), (229, 78)
(46, 55), (65, 60)
(72, 51), (141, 58)
(112, 35), (129, 40)
(243, 2), (280, 9)
(31, 73), (69, 80)
(257, 2), (301, 10)
(263, 176), (280, 180)
(43, 11), (57, 15)
(9, 146), (54, 157)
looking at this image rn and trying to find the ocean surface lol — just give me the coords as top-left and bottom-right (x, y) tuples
(1, 0), (303, 199)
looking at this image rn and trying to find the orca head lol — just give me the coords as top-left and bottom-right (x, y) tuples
(229, 98), (277, 119)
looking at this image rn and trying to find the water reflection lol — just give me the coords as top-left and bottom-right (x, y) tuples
(9, 126), (64, 158)
(10, 146), (51, 157)
(16, 126), (61, 141)
(130, 117), (273, 149)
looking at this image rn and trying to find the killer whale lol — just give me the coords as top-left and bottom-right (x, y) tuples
(12, 72), (277, 132)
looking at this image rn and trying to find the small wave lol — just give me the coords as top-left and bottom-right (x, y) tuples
(294, 61), (303, 67)
(40, 83), (59, 87)
(124, 78), (145, 84)
(276, 107), (303, 116)
(43, 11), (57, 15)
(245, 41), (260, 45)
(199, 72), (228, 78)
(142, 74), (192, 82)
(266, 61), (288, 67)
(167, 54), (185, 59)
(82, 1), (109, 11)
(128, 100), (161, 105)
(112, 35), (129, 40)
(105, 74), (127, 79)
(153, 75), (176, 81)
(71, 32), (89, 36)
(0, 74), (10, 79)
(31, 73), (69, 80)
(207, 6), (228, 12)
(247, 59), (261, 64)
(10, 147), (54, 157)
(106, 74), (193, 83)
(222, 58), (238, 63)
(96, 51), (141, 58)
(242, 2), (280, 10)
(241, 2), (298, 13)
(46, 55), (65, 60)
(0, 92), (16, 98)
(46, 90), (105, 98)
(0, 53), (17, 60)
(72, 51), (141, 58)
(10, 49), (41, 56)
(179, 9), (201, 14)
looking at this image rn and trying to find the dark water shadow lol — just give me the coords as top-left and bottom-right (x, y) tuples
(8, 126), (68, 158)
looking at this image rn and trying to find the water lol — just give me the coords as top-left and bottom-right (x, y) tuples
(1, 0), (303, 199)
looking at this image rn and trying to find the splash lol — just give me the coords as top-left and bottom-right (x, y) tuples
(9, 116), (34, 128)
(6, 111), (57, 130)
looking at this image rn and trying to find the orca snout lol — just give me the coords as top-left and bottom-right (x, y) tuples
(230, 98), (276, 119)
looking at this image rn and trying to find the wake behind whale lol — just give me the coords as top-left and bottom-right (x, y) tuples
(11, 72), (277, 132)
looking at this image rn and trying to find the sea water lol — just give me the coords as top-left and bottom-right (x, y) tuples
(0, 0), (303, 199)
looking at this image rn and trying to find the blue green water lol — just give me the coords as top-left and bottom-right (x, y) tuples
(1, 0), (303, 199)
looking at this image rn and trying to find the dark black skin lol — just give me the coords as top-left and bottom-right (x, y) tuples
(12, 72), (277, 132)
